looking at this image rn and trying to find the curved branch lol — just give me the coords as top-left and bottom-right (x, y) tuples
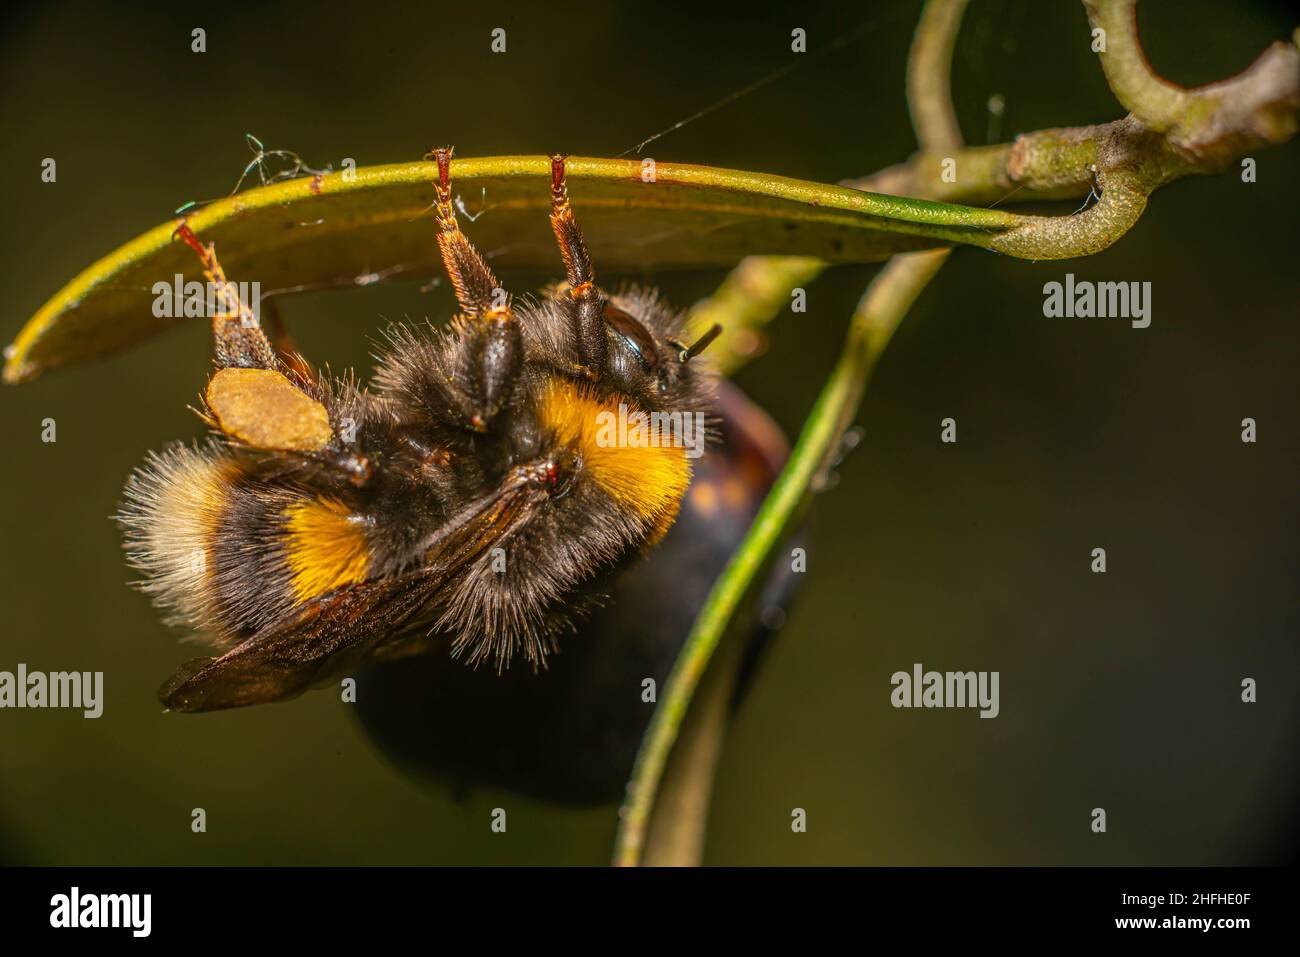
(908, 0), (970, 154)
(1083, 0), (1191, 132)
(691, 3), (1299, 354)
(1084, 0), (1300, 164)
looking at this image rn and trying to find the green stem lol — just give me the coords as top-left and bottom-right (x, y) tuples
(613, 248), (950, 866)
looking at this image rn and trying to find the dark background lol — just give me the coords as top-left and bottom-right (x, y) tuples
(0, 0), (1295, 865)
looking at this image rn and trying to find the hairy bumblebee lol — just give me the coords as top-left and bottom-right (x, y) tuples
(118, 149), (724, 713)
(356, 380), (793, 803)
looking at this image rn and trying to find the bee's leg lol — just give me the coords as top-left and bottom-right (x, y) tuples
(173, 221), (280, 372)
(548, 153), (606, 376)
(428, 146), (521, 431)
(173, 222), (367, 482)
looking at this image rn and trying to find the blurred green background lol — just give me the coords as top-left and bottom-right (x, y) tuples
(0, 0), (1296, 865)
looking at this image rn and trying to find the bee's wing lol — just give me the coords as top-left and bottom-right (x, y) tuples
(159, 572), (445, 712)
(160, 468), (549, 713)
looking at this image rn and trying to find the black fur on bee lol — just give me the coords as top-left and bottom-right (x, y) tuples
(118, 151), (724, 712)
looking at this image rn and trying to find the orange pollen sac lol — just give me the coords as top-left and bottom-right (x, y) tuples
(205, 367), (333, 453)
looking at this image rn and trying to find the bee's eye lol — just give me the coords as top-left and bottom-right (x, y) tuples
(602, 302), (658, 370)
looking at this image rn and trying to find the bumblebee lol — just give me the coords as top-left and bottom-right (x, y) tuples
(354, 380), (795, 803)
(118, 149), (722, 713)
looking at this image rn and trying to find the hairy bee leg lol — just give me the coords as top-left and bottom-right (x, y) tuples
(549, 153), (606, 375)
(428, 147), (505, 316)
(173, 222), (366, 480)
(173, 221), (279, 371)
(427, 146), (521, 430)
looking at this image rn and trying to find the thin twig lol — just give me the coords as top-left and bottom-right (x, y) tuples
(687, 0), (1299, 369)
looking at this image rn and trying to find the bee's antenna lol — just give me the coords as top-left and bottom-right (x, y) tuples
(679, 324), (722, 362)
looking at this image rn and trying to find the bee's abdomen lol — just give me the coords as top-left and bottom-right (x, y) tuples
(118, 442), (375, 646)
(118, 442), (241, 643)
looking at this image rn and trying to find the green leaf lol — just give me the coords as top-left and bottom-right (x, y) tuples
(4, 155), (1021, 384)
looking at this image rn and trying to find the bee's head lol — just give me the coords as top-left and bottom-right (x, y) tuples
(603, 297), (721, 406)
(531, 284), (719, 415)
